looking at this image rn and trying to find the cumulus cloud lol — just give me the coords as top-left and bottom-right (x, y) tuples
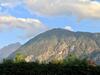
(64, 26), (74, 31)
(0, 16), (46, 38)
(0, 0), (100, 20)
(25, 0), (100, 20)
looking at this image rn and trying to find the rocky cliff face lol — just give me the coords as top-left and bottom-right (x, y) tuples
(9, 29), (100, 64)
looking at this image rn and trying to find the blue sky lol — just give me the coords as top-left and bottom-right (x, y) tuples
(0, 0), (100, 48)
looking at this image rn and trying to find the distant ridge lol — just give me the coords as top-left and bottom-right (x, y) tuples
(0, 42), (21, 62)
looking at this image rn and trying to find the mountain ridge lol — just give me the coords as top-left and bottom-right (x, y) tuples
(0, 42), (21, 62)
(9, 28), (100, 64)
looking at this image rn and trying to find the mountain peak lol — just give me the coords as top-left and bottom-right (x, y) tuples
(47, 28), (74, 33)
(9, 29), (100, 64)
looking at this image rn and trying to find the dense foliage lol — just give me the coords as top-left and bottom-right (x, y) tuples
(0, 58), (100, 75)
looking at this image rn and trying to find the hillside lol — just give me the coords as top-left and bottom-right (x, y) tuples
(9, 29), (100, 64)
(0, 42), (21, 62)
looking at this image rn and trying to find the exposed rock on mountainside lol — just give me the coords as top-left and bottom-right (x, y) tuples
(9, 29), (100, 64)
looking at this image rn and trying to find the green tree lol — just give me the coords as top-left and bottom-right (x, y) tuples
(14, 53), (26, 63)
(3, 59), (13, 64)
(63, 52), (79, 66)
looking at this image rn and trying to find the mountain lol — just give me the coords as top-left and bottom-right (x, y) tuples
(0, 42), (21, 62)
(9, 29), (100, 64)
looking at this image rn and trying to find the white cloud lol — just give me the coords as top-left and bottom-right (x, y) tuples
(0, 0), (100, 20)
(0, 16), (47, 38)
(25, 0), (100, 19)
(64, 26), (74, 31)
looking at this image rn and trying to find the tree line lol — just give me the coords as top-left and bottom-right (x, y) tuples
(0, 53), (100, 75)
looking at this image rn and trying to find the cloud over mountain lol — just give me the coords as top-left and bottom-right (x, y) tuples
(0, 0), (100, 38)
(65, 26), (74, 31)
(0, 16), (46, 38)
(0, 0), (100, 20)
(25, 0), (100, 20)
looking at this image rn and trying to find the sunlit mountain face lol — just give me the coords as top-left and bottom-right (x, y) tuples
(0, 0), (100, 75)
(0, 0), (100, 63)
(0, 0), (100, 49)
(8, 28), (100, 65)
